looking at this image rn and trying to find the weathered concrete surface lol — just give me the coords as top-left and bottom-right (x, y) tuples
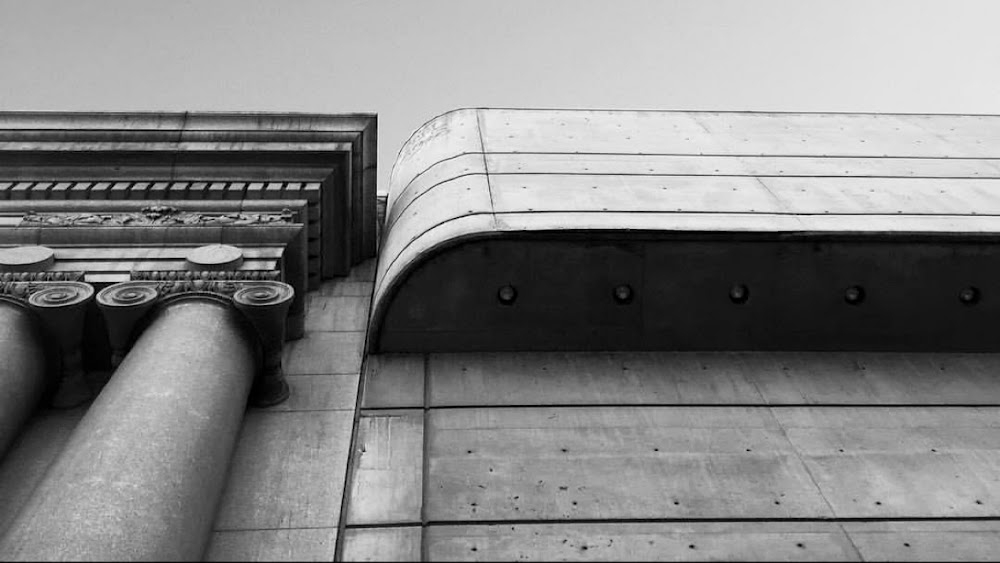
(425, 522), (862, 562)
(427, 351), (1000, 406)
(0, 298), (256, 561)
(207, 258), (376, 561)
(0, 302), (47, 459)
(342, 527), (422, 562)
(205, 526), (338, 562)
(346, 409), (423, 526)
(346, 350), (1000, 560)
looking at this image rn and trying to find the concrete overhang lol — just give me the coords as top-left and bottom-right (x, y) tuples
(370, 108), (1000, 352)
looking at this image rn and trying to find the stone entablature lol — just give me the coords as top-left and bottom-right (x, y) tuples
(21, 205), (294, 227)
(0, 112), (377, 275)
(0, 198), (309, 337)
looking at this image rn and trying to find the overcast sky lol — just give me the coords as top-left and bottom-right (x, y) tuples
(1, 0), (998, 191)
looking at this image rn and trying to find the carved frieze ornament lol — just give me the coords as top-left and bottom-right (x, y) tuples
(21, 205), (294, 227)
(97, 275), (295, 407)
(0, 273), (95, 408)
(131, 270), (281, 281)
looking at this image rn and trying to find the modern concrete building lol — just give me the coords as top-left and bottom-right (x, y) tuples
(1, 109), (1000, 561)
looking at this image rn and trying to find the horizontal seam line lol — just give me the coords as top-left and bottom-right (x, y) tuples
(485, 151), (1000, 160)
(213, 525), (341, 532)
(344, 521), (423, 530)
(361, 403), (1000, 410)
(283, 372), (361, 377)
(420, 516), (1000, 526)
(491, 172), (1000, 179)
(300, 328), (370, 333)
(491, 209), (1000, 217)
(249, 407), (357, 413)
(427, 516), (1000, 526)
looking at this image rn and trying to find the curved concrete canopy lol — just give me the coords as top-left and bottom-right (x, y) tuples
(371, 109), (1000, 352)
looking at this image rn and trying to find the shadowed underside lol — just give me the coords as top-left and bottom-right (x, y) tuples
(371, 109), (1000, 353)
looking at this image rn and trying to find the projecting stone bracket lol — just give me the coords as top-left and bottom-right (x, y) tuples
(97, 274), (295, 407)
(0, 272), (95, 408)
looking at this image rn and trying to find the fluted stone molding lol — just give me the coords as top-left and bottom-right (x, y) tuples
(97, 275), (295, 407)
(0, 274), (94, 410)
(0, 297), (257, 561)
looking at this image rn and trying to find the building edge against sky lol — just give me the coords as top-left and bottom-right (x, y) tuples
(2, 109), (1000, 560)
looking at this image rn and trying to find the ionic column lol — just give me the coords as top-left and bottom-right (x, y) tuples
(0, 280), (293, 561)
(0, 246), (94, 459)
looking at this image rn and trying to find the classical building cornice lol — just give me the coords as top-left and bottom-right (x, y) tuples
(0, 111), (378, 274)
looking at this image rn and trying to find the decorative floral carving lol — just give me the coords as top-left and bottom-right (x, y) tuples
(130, 270), (280, 282)
(0, 271), (83, 283)
(22, 206), (293, 227)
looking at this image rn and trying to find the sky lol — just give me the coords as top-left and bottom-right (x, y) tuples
(1, 0), (999, 192)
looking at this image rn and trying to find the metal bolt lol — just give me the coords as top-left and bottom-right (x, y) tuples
(613, 284), (634, 304)
(497, 285), (517, 305)
(959, 286), (980, 305)
(729, 284), (750, 304)
(844, 285), (865, 305)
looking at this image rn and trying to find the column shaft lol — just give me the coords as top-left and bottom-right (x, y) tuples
(0, 302), (47, 458)
(0, 298), (256, 561)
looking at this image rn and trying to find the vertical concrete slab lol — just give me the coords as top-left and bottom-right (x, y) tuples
(304, 294), (370, 332)
(341, 527), (422, 562)
(214, 410), (355, 530)
(362, 354), (424, 409)
(283, 331), (364, 375)
(346, 410), (424, 525)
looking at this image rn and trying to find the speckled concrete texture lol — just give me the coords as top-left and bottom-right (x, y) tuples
(206, 258), (375, 561)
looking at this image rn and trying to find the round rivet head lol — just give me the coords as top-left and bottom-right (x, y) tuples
(844, 285), (866, 305)
(0, 245), (55, 272)
(613, 284), (634, 304)
(186, 244), (244, 271)
(497, 285), (517, 305)
(959, 286), (980, 305)
(729, 283), (750, 304)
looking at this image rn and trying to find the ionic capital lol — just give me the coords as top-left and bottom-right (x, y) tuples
(97, 276), (295, 407)
(0, 272), (95, 408)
